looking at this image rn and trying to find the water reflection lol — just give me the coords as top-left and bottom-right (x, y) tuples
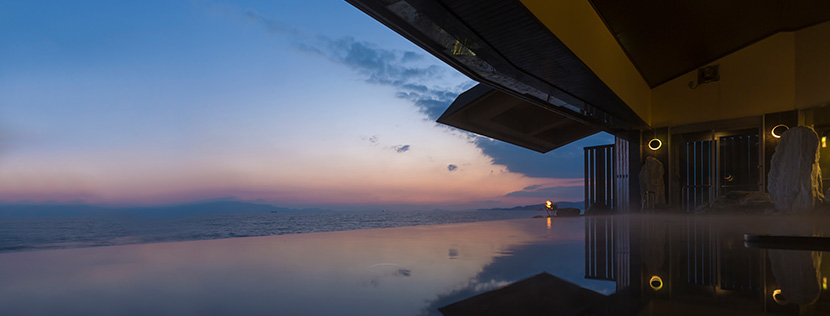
(1, 215), (827, 315)
(593, 214), (830, 315)
(0, 218), (609, 316)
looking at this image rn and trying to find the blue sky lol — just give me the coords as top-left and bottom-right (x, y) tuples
(0, 0), (612, 210)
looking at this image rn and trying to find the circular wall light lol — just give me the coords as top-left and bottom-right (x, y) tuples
(771, 124), (789, 139)
(649, 275), (663, 291)
(648, 138), (662, 151)
(772, 289), (787, 305)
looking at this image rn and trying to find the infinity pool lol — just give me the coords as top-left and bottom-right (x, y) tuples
(4, 215), (829, 315)
(0, 217), (611, 315)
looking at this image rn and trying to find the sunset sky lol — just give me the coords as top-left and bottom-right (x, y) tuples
(0, 0), (612, 210)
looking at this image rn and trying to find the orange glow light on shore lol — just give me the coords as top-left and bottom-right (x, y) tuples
(545, 200), (552, 209)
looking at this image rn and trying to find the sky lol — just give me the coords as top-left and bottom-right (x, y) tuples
(0, 0), (612, 210)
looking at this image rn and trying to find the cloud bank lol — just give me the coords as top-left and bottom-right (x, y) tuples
(241, 9), (473, 121)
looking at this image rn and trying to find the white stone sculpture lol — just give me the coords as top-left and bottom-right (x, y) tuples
(639, 156), (665, 209)
(767, 126), (824, 213)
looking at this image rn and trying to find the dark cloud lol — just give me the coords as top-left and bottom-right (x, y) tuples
(504, 185), (584, 198)
(476, 133), (614, 178)
(523, 184), (542, 191)
(393, 145), (410, 153)
(400, 51), (422, 63)
(448, 248), (458, 259)
(447, 164), (458, 172)
(361, 135), (380, 146)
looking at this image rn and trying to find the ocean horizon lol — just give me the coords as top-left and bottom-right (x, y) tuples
(0, 208), (549, 253)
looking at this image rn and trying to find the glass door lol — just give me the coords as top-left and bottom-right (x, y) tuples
(716, 130), (761, 195)
(680, 139), (713, 212)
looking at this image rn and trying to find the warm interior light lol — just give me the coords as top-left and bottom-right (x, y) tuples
(649, 275), (663, 291)
(772, 289), (787, 305)
(771, 124), (789, 139)
(823, 277), (827, 290)
(822, 136), (827, 148)
(648, 138), (662, 151)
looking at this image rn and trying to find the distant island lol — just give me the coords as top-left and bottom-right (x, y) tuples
(0, 200), (331, 217)
(477, 201), (584, 212)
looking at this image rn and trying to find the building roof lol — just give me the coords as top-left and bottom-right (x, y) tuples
(438, 84), (599, 153)
(346, 0), (647, 134)
(348, 0), (830, 151)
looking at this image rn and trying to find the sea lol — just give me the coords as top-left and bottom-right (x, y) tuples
(0, 209), (542, 253)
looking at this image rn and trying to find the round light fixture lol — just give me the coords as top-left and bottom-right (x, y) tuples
(772, 289), (787, 305)
(649, 275), (663, 291)
(771, 124), (789, 139)
(648, 138), (662, 151)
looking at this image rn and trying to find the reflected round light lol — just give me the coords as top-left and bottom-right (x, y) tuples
(771, 124), (789, 139)
(648, 138), (662, 151)
(649, 275), (663, 291)
(772, 289), (787, 305)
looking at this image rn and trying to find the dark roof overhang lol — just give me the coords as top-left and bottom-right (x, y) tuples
(346, 0), (649, 137)
(438, 84), (599, 153)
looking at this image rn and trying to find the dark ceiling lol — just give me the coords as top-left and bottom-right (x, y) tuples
(590, 0), (830, 87)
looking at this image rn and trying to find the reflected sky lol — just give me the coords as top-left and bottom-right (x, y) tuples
(0, 217), (613, 316)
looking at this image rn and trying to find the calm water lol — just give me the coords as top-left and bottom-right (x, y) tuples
(1, 214), (828, 315)
(0, 217), (610, 316)
(0, 210), (540, 253)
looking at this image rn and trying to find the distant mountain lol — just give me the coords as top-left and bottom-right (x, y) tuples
(477, 201), (584, 211)
(0, 204), (111, 217)
(0, 200), (331, 217)
(136, 201), (292, 217)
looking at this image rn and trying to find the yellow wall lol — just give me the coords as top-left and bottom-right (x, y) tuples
(651, 33), (796, 127)
(795, 21), (830, 109)
(520, 0), (652, 126)
(650, 21), (830, 128)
